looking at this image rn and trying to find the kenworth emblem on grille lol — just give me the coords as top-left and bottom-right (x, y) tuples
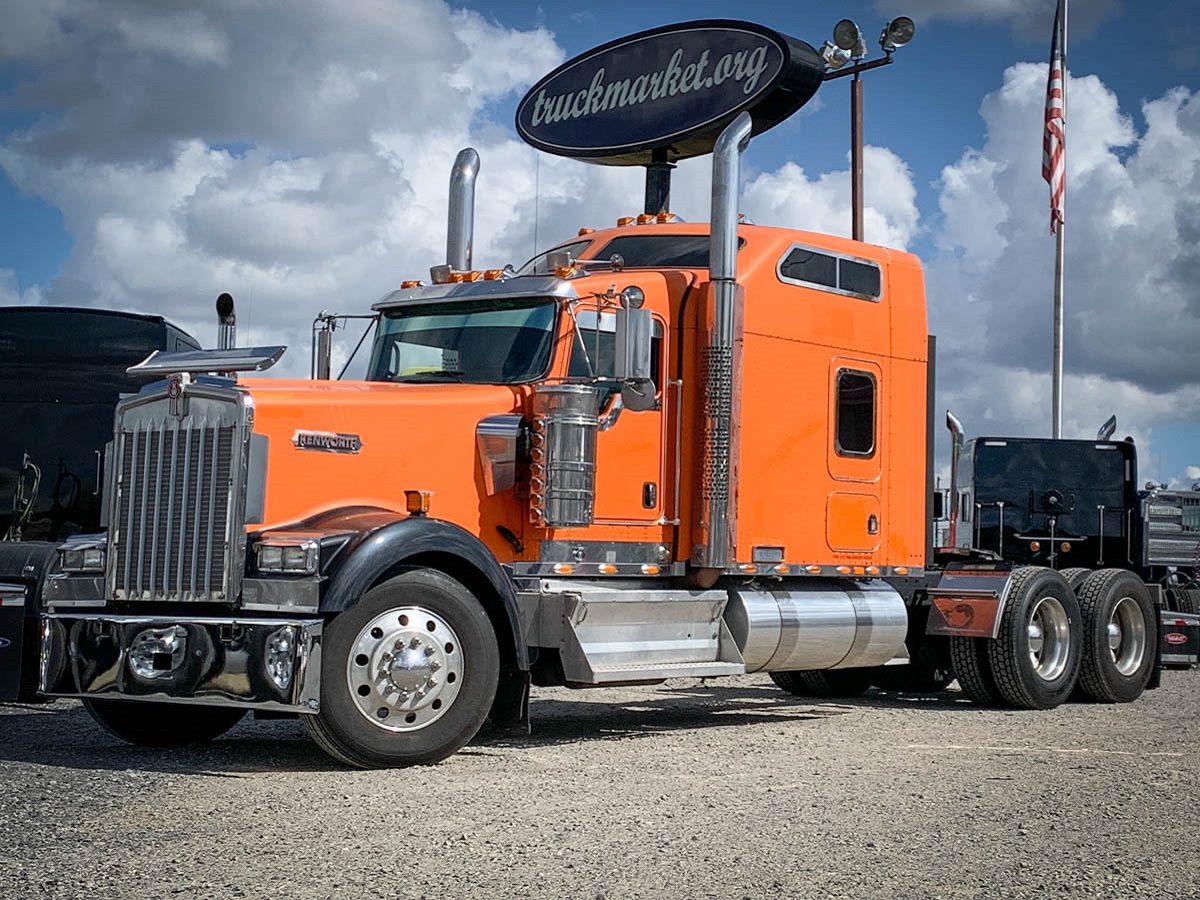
(166, 375), (186, 418)
(293, 430), (363, 454)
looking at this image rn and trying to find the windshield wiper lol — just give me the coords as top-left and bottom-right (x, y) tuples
(393, 369), (466, 383)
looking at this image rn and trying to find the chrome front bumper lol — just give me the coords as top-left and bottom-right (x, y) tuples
(41, 614), (323, 714)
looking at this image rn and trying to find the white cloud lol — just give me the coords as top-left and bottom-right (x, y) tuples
(926, 63), (1200, 486)
(0, 0), (565, 375)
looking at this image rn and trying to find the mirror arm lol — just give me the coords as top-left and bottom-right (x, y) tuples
(598, 391), (625, 432)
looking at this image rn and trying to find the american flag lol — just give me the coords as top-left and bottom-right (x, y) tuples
(1042, 0), (1066, 234)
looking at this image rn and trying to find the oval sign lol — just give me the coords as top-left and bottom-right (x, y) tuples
(1165, 632), (1189, 645)
(516, 20), (823, 166)
(0, 637), (10, 649)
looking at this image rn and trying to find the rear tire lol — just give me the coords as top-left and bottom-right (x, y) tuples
(770, 668), (875, 698)
(84, 699), (245, 746)
(1075, 569), (1155, 703)
(949, 636), (1005, 706)
(305, 569), (499, 768)
(1058, 567), (1092, 591)
(987, 567), (1081, 709)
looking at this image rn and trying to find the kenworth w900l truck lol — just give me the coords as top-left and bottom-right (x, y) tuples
(17, 19), (1198, 767)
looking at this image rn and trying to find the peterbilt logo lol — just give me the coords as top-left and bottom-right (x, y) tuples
(292, 430), (363, 454)
(1165, 632), (1189, 646)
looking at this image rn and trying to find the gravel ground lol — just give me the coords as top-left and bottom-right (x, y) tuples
(2, 670), (1198, 900)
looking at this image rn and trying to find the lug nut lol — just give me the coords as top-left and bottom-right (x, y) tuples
(410, 637), (421, 649)
(424, 646), (435, 657)
(429, 661), (441, 672)
(393, 639), (404, 650)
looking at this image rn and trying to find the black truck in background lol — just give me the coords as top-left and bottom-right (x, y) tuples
(0, 306), (199, 699)
(941, 414), (1200, 691)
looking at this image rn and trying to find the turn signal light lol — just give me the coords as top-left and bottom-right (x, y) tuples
(404, 490), (432, 516)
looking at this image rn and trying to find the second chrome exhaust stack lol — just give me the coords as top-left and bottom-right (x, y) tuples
(693, 112), (752, 572)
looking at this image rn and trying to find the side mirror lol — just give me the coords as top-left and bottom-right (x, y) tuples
(932, 490), (945, 520)
(614, 296), (656, 411)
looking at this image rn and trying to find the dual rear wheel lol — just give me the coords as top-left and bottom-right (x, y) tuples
(950, 566), (1154, 708)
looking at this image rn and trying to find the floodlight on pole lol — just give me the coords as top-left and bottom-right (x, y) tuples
(821, 16), (916, 242)
(832, 19), (866, 58)
(880, 17), (915, 53)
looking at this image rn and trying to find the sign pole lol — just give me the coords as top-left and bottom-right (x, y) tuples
(644, 148), (674, 215)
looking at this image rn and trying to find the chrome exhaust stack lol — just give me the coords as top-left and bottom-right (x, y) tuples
(693, 112), (752, 572)
(446, 148), (480, 272)
(1097, 414), (1117, 442)
(946, 410), (965, 546)
(216, 292), (236, 350)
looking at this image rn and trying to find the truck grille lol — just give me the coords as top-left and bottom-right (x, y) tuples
(108, 388), (248, 603)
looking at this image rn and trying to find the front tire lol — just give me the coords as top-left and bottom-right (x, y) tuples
(1075, 569), (1155, 703)
(83, 699), (245, 746)
(987, 567), (1081, 709)
(305, 569), (499, 768)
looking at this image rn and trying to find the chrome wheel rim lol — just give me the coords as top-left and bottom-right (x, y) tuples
(1026, 595), (1071, 682)
(1107, 595), (1147, 677)
(347, 606), (464, 732)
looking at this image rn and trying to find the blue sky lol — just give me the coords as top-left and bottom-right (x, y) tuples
(1, 0), (1198, 486)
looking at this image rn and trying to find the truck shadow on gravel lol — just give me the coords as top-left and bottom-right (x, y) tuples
(0, 684), (974, 774)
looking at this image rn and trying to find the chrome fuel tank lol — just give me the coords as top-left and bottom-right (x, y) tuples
(724, 580), (907, 673)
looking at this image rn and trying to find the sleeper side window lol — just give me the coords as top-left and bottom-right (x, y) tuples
(835, 369), (876, 457)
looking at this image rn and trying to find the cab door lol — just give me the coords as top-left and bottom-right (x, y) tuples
(568, 307), (667, 526)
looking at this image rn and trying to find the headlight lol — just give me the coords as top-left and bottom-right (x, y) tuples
(59, 544), (106, 574)
(255, 537), (320, 575)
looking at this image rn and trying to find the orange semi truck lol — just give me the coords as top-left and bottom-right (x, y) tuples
(25, 118), (1193, 767)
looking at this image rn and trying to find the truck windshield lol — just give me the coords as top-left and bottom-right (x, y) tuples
(366, 297), (557, 384)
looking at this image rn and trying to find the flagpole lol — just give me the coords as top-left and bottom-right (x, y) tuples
(1050, 0), (1068, 438)
(1052, 217), (1065, 438)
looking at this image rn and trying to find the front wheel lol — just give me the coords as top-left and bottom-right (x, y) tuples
(83, 699), (245, 746)
(1075, 569), (1155, 703)
(987, 567), (1081, 709)
(304, 569), (499, 768)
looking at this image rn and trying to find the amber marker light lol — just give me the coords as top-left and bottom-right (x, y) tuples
(895, 566), (909, 575)
(641, 564), (661, 575)
(400, 280), (422, 289)
(483, 269), (505, 280)
(636, 213), (655, 225)
(554, 563), (575, 575)
(1030, 541), (1042, 552)
(616, 216), (635, 227)
(836, 566), (852, 575)
(599, 564), (618, 574)
(404, 490), (432, 516)
(807, 565), (822, 574)
(578, 227), (595, 236)
(1061, 542), (1071, 553)
(774, 564), (790, 574)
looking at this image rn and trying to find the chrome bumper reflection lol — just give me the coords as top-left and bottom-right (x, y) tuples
(41, 614), (323, 714)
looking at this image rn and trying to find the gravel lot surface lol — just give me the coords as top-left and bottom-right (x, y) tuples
(2, 670), (1198, 900)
